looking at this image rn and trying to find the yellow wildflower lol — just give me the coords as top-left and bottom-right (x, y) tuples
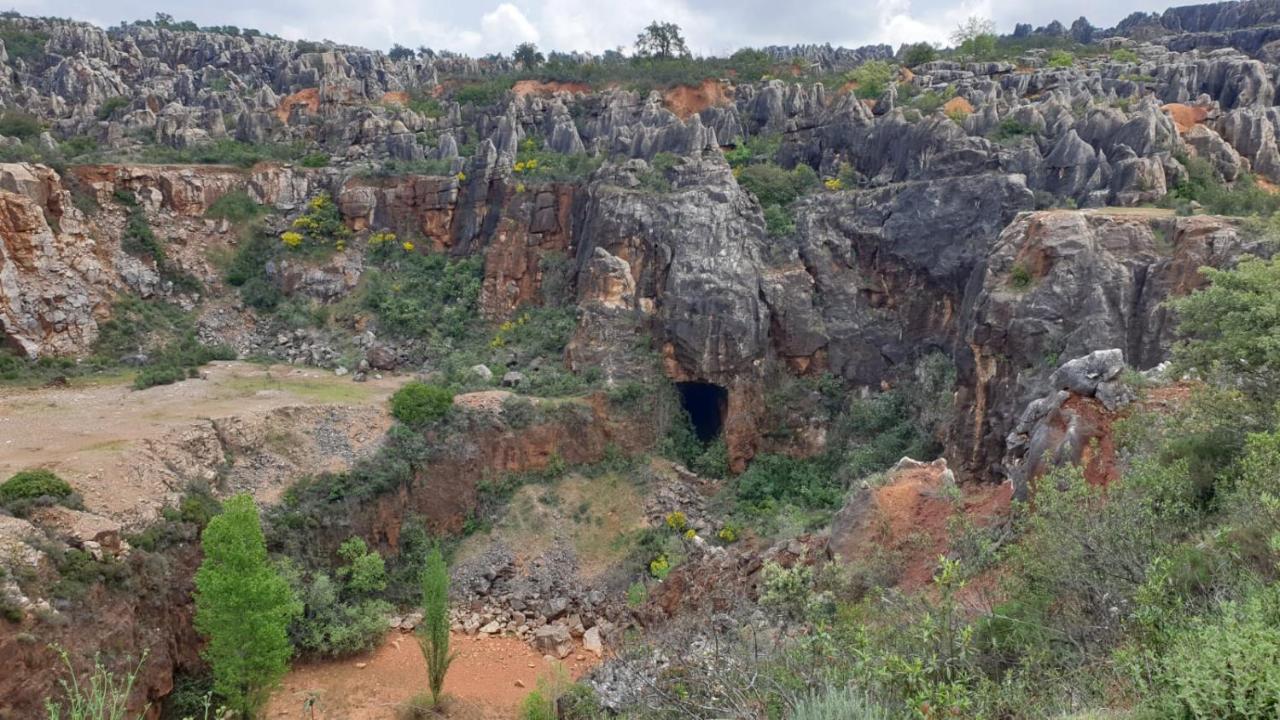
(280, 231), (303, 248)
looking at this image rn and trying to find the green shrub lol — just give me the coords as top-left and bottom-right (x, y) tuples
(205, 190), (264, 223)
(1046, 50), (1075, 69)
(92, 296), (234, 386)
(280, 544), (392, 659)
(723, 133), (781, 169)
(59, 135), (98, 158)
(133, 364), (188, 389)
(791, 686), (894, 720)
(390, 382), (454, 426)
(737, 162), (814, 207)
(513, 137), (605, 182)
(1166, 155), (1280, 218)
(280, 193), (350, 254)
(847, 60), (895, 99)
(991, 118), (1034, 142)
(1009, 264), (1033, 290)
(363, 253), (483, 341)
(735, 454), (841, 514)
(1, 469), (72, 505)
(0, 111), (41, 140)
(1160, 586), (1280, 718)
(0, 23), (48, 63)
(300, 153), (329, 168)
(96, 96), (130, 121)
(763, 204), (795, 237)
(902, 43), (937, 67)
(406, 93), (445, 118)
(1111, 48), (1140, 63)
(451, 78), (514, 106)
(1170, 256), (1280, 402)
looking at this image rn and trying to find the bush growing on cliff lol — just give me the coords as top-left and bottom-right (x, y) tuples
(1, 469), (73, 504)
(1167, 155), (1280, 217)
(513, 137), (604, 181)
(195, 495), (300, 718)
(281, 193), (350, 254)
(391, 382), (455, 427)
(363, 252), (484, 342)
(0, 22), (48, 63)
(89, 296), (234, 389)
(115, 190), (203, 294)
(0, 110), (43, 140)
(1, 469), (81, 517)
(205, 190), (264, 224)
(846, 60), (895, 99)
(451, 78), (515, 106)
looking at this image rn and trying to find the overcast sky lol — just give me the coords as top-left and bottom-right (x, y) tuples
(15, 0), (1169, 56)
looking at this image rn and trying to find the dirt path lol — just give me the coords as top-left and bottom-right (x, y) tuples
(0, 362), (403, 522)
(267, 632), (600, 720)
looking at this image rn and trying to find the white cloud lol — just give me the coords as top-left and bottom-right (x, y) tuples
(481, 3), (540, 47)
(24, 0), (1181, 55)
(873, 0), (996, 47)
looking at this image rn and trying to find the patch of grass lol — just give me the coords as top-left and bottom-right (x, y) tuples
(220, 374), (383, 405)
(127, 139), (310, 168)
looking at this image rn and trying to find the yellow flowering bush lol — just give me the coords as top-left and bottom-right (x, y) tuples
(717, 525), (739, 544)
(665, 511), (688, 532)
(649, 554), (671, 579)
(684, 528), (696, 540)
(489, 313), (529, 349)
(401, 241), (415, 252)
(823, 177), (843, 191)
(281, 192), (349, 252)
(455, 171), (467, 182)
(369, 231), (397, 247)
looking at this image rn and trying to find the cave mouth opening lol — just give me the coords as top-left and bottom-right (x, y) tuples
(676, 381), (728, 443)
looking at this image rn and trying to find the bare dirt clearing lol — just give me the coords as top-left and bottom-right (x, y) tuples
(0, 362), (402, 524)
(267, 632), (599, 720)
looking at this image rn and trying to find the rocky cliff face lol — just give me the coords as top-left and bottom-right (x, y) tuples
(9, 2), (1280, 714)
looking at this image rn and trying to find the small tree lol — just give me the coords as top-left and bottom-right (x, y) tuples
(513, 42), (544, 69)
(634, 21), (689, 60)
(388, 43), (414, 61)
(195, 495), (299, 718)
(950, 17), (997, 60)
(418, 546), (455, 703)
(902, 42), (937, 67)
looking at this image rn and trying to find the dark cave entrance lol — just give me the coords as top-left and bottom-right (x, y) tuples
(676, 381), (728, 442)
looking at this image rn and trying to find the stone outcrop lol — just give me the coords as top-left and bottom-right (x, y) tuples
(953, 210), (1269, 480)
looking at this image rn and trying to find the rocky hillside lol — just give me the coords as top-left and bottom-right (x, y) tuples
(5, 1), (1280, 717)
